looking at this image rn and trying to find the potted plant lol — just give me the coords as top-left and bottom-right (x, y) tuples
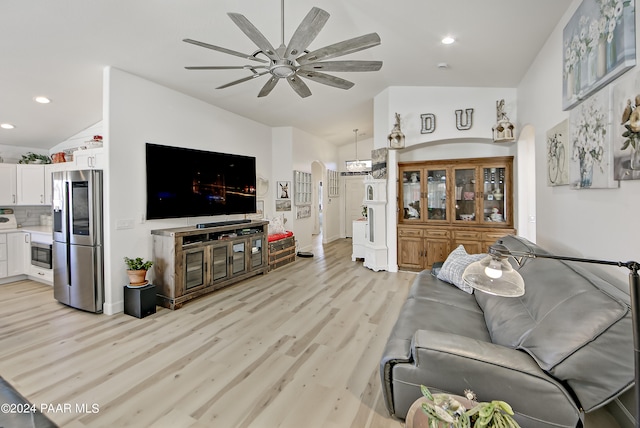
(124, 257), (153, 286)
(406, 386), (521, 428)
(18, 152), (51, 164)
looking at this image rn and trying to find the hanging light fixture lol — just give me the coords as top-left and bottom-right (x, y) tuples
(347, 129), (369, 172)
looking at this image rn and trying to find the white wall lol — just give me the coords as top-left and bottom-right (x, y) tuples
(102, 66), (272, 314)
(518, 0), (640, 288)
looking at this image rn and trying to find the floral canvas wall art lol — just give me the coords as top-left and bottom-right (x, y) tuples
(546, 120), (570, 186)
(612, 69), (640, 179)
(568, 87), (618, 189)
(562, 0), (636, 110)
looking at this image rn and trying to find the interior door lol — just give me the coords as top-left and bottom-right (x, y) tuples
(344, 176), (365, 237)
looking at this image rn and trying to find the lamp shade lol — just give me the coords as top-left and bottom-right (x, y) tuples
(462, 254), (525, 297)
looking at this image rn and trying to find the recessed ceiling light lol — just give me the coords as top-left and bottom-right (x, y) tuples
(437, 62), (450, 69)
(34, 96), (51, 104)
(441, 36), (455, 45)
(1, 123), (15, 129)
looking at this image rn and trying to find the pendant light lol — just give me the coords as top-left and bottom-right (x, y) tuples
(347, 128), (368, 172)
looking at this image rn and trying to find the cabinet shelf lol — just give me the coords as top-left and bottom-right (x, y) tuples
(398, 156), (515, 270)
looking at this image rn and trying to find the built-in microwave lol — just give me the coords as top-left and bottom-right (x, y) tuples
(31, 242), (52, 269)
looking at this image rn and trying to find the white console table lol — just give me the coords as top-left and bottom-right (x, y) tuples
(352, 219), (368, 261)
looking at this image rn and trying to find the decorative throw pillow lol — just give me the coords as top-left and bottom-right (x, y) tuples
(269, 215), (286, 235)
(437, 245), (487, 294)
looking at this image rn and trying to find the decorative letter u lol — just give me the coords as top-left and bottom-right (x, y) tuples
(455, 108), (474, 130)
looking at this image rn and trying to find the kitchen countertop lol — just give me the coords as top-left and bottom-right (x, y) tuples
(0, 226), (53, 235)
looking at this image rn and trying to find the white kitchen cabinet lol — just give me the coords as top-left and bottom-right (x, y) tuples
(16, 164), (46, 205)
(74, 147), (105, 169)
(7, 232), (28, 277)
(0, 164), (17, 205)
(0, 234), (7, 278)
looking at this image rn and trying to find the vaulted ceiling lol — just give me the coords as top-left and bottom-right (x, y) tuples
(0, 0), (573, 149)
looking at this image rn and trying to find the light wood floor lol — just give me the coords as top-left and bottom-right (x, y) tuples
(0, 237), (416, 428)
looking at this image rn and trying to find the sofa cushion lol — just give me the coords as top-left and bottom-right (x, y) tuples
(437, 245), (486, 294)
(474, 235), (634, 411)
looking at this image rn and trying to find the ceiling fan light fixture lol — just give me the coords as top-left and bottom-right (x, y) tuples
(271, 61), (296, 78)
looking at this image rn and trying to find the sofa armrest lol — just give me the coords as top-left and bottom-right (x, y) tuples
(409, 330), (581, 426)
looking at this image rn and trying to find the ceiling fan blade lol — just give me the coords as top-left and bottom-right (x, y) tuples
(183, 39), (267, 63)
(185, 65), (268, 70)
(299, 60), (383, 73)
(227, 12), (280, 61)
(296, 33), (381, 64)
(284, 7), (330, 61)
(287, 75), (312, 98)
(297, 71), (354, 90)
(216, 71), (269, 89)
(258, 77), (279, 97)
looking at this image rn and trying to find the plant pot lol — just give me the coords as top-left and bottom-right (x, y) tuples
(126, 269), (148, 286)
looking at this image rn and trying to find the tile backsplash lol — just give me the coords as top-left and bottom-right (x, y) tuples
(8, 206), (52, 227)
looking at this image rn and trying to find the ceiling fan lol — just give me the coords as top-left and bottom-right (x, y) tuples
(183, 0), (382, 98)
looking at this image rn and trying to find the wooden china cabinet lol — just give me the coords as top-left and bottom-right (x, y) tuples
(397, 156), (516, 270)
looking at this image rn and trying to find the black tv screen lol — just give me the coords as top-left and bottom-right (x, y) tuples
(146, 143), (256, 220)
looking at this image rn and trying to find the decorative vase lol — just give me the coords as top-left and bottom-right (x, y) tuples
(587, 50), (597, 86)
(630, 144), (640, 170)
(580, 55), (589, 90)
(579, 157), (593, 188)
(597, 39), (606, 79)
(566, 70), (574, 99)
(606, 39), (617, 72)
(127, 269), (148, 286)
(573, 61), (581, 97)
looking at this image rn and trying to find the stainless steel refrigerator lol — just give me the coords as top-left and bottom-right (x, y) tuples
(53, 170), (104, 313)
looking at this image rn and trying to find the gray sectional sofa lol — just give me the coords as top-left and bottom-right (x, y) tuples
(380, 235), (634, 427)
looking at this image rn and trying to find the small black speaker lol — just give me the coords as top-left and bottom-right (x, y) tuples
(124, 284), (157, 318)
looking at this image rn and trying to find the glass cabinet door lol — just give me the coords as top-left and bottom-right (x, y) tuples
(454, 168), (478, 222)
(184, 248), (206, 290)
(232, 242), (246, 274)
(426, 169), (447, 221)
(250, 237), (263, 269)
(401, 169), (423, 221)
(212, 245), (229, 282)
(481, 167), (508, 224)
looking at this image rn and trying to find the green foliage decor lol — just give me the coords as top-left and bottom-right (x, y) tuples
(18, 152), (51, 164)
(420, 385), (520, 428)
(124, 257), (153, 271)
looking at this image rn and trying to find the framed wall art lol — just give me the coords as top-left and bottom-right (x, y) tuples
(293, 171), (312, 206)
(277, 181), (291, 199)
(562, 0), (636, 110)
(568, 86), (618, 189)
(296, 205), (311, 219)
(371, 148), (388, 179)
(327, 169), (339, 197)
(612, 68), (640, 180)
(546, 119), (570, 186)
(276, 199), (291, 212)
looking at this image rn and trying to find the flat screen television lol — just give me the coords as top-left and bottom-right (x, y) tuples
(145, 143), (256, 220)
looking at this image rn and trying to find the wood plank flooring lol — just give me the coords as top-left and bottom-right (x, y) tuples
(0, 237), (415, 428)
